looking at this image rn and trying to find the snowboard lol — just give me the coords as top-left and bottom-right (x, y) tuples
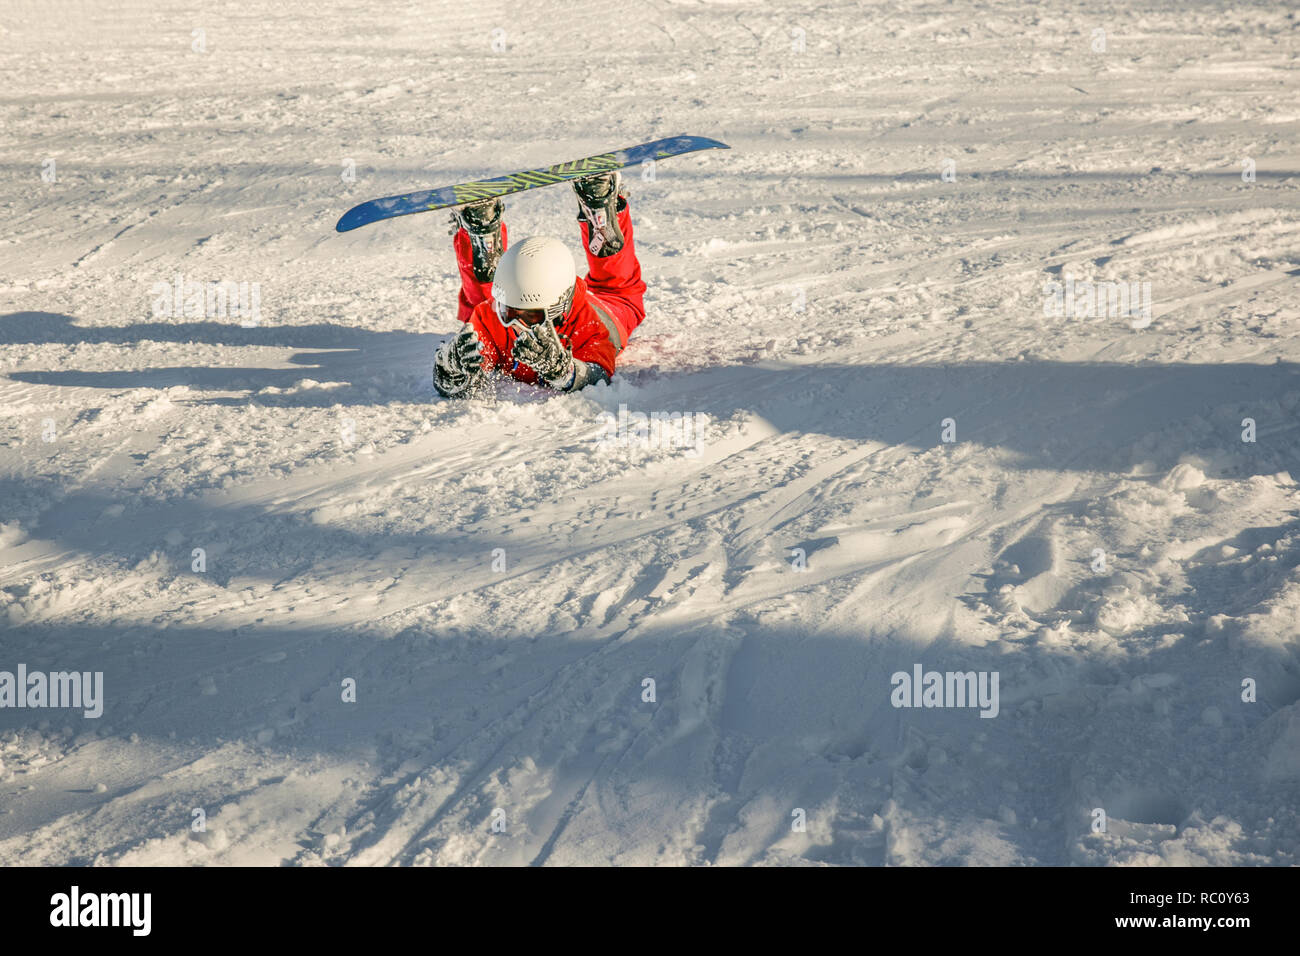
(335, 135), (729, 233)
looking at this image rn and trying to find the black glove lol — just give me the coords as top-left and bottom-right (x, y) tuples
(433, 325), (486, 398)
(510, 319), (577, 390)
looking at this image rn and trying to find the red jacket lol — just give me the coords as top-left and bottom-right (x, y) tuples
(454, 203), (646, 384)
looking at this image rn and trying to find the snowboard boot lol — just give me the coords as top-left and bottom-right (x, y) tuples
(450, 197), (505, 283)
(573, 171), (627, 257)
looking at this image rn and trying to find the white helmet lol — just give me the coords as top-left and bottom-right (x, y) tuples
(491, 236), (577, 324)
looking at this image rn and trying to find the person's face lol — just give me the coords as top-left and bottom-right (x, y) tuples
(496, 302), (547, 328)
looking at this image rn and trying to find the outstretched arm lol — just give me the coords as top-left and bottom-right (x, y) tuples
(433, 325), (488, 398)
(553, 357), (610, 391)
(510, 320), (608, 392)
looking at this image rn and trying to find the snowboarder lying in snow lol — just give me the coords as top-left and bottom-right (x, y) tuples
(433, 171), (646, 397)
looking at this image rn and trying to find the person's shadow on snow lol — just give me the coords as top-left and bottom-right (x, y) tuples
(1, 311), (442, 407)
(4, 311), (1299, 481)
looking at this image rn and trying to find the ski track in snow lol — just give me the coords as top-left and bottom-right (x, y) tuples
(1, 0), (1299, 866)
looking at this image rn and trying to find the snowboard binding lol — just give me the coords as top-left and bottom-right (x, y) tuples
(573, 171), (627, 257)
(450, 197), (505, 283)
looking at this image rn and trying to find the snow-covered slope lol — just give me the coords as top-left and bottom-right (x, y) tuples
(1, 0), (1298, 865)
